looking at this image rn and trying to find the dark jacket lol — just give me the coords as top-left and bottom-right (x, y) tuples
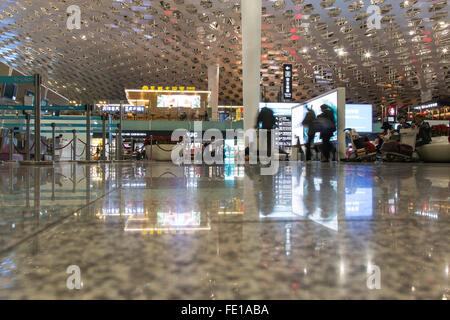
(257, 107), (276, 130)
(302, 110), (317, 137)
(416, 121), (432, 145)
(317, 109), (336, 137)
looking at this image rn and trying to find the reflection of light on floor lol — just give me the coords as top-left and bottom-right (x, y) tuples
(414, 210), (438, 219)
(308, 213), (338, 232)
(218, 198), (244, 215)
(124, 211), (211, 233)
(96, 205), (145, 217)
(122, 182), (147, 188)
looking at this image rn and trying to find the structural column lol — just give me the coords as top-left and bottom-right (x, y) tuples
(208, 63), (220, 122)
(242, 0), (262, 137)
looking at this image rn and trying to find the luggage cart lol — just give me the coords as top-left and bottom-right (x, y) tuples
(344, 129), (377, 162)
(381, 128), (419, 162)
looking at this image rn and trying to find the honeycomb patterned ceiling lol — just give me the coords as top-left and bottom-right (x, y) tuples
(0, 0), (448, 106)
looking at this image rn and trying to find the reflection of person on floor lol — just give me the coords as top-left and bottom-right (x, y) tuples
(318, 172), (337, 220)
(258, 175), (275, 217)
(302, 106), (316, 161)
(303, 164), (317, 217)
(317, 104), (336, 162)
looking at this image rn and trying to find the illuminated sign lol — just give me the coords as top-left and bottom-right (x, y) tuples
(141, 86), (196, 92)
(101, 105), (145, 113)
(283, 64), (293, 100)
(388, 107), (396, 116)
(157, 94), (201, 108)
(413, 102), (438, 110)
(236, 108), (242, 121)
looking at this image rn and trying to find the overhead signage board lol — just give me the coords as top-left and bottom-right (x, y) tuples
(141, 85), (196, 92)
(0, 76), (34, 84)
(283, 64), (293, 100)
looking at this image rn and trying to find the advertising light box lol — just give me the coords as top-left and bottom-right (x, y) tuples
(345, 104), (373, 132)
(291, 91), (338, 145)
(157, 94), (201, 108)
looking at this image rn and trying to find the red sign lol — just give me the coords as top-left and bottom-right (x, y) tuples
(388, 107), (396, 116)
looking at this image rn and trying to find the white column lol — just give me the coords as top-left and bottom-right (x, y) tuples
(208, 63), (220, 122)
(242, 0), (262, 137)
(337, 87), (346, 161)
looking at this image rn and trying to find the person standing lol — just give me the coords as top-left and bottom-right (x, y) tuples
(256, 106), (277, 158)
(397, 115), (411, 131)
(317, 104), (336, 162)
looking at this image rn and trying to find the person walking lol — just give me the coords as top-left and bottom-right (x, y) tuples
(256, 106), (277, 158)
(301, 106), (317, 162)
(317, 104), (336, 162)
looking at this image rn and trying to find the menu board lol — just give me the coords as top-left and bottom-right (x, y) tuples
(157, 94), (201, 108)
(275, 115), (292, 148)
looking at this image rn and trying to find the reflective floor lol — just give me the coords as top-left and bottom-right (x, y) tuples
(0, 161), (448, 299)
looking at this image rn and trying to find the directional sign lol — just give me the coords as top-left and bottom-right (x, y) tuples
(0, 76), (34, 84)
(283, 64), (293, 100)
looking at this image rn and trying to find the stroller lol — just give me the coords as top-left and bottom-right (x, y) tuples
(344, 129), (377, 162)
(380, 127), (419, 162)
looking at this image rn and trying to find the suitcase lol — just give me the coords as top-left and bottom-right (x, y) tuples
(365, 142), (376, 153)
(354, 138), (366, 149)
(380, 141), (399, 153)
(399, 144), (413, 156)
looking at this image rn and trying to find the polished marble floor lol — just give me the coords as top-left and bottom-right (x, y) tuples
(0, 161), (448, 299)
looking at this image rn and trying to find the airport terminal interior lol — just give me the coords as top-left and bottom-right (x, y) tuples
(0, 0), (449, 300)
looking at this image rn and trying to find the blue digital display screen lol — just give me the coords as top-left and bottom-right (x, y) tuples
(345, 104), (373, 132)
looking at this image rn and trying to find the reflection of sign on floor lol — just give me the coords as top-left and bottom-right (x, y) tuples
(124, 211), (211, 233)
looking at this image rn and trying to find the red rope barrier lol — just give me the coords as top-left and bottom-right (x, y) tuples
(53, 139), (74, 150)
(13, 142), (36, 155)
(78, 138), (86, 145)
(41, 139), (52, 149)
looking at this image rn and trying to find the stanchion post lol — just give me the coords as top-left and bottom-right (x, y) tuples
(9, 128), (14, 161)
(34, 74), (41, 162)
(25, 113), (31, 161)
(101, 113), (106, 160)
(119, 101), (123, 160)
(51, 122), (56, 162)
(118, 122), (123, 161)
(150, 135), (153, 160)
(86, 104), (91, 161)
(72, 129), (77, 161)
(115, 129), (120, 161)
(108, 114), (113, 161)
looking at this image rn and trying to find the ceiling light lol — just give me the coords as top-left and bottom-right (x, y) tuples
(336, 48), (346, 56)
(443, 48), (448, 54)
(364, 52), (371, 58)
